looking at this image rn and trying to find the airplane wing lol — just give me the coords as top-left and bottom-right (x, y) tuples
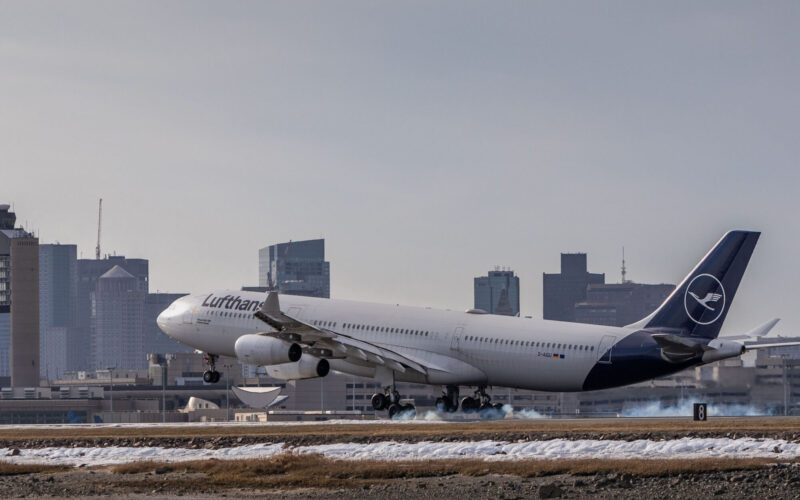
(254, 292), (427, 375)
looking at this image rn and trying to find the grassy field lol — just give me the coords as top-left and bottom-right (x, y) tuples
(106, 454), (800, 490)
(1, 416), (800, 442)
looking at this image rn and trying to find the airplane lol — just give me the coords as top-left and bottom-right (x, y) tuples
(157, 230), (799, 418)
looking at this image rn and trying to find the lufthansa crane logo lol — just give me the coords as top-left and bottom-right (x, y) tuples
(684, 274), (726, 325)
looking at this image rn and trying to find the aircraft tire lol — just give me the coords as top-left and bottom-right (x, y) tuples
(371, 393), (387, 411)
(461, 396), (478, 413)
(202, 370), (215, 383)
(388, 403), (402, 418)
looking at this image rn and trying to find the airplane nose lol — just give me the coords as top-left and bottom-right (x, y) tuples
(157, 309), (169, 332)
(157, 299), (182, 337)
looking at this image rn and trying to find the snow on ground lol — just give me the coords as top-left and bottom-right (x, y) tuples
(2, 438), (798, 466)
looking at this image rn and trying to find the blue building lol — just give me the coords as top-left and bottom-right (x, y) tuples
(259, 239), (330, 298)
(474, 268), (520, 316)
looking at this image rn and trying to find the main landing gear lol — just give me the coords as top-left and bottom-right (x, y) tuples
(202, 353), (221, 384)
(460, 386), (503, 413)
(435, 385), (460, 412)
(371, 386), (416, 418)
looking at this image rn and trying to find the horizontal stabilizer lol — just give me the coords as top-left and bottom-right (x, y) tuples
(651, 333), (707, 363)
(721, 318), (780, 341)
(743, 341), (800, 351)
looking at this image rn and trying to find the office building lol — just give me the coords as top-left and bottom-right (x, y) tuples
(75, 256), (148, 370)
(474, 268), (520, 316)
(258, 239), (330, 298)
(92, 266), (146, 370)
(0, 205), (40, 387)
(39, 244), (78, 379)
(573, 282), (674, 327)
(543, 253), (604, 322)
(0, 205), (14, 378)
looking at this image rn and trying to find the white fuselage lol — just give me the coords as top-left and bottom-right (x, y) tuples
(158, 290), (632, 392)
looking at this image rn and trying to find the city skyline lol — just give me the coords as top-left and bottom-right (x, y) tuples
(3, 2), (799, 335)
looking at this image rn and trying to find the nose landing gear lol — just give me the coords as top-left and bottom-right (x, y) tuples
(202, 353), (221, 384)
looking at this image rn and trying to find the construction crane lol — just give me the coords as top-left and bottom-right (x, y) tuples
(95, 198), (103, 260)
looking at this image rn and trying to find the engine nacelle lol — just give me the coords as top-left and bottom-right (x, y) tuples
(265, 356), (330, 380)
(701, 339), (745, 364)
(234, 334), (302, 366)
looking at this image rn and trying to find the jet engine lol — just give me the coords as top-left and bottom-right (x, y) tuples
(264, 356), (330, 380)
(234, 334), (302, 366)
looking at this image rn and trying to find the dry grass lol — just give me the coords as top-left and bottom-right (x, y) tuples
(108, 454), (800, 490)
(3, 416), (800, 443)
(0, 462), (66, 476)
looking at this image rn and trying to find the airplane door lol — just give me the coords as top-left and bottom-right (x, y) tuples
(450, 327), (464, 351)
(597, 335), (616, 364)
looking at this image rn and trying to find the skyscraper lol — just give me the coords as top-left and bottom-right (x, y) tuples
(76, 255), (148, 370)
(543, 253), (605, 322)
(0, 205), (40, 386)
(0, 206), (13, 378)
(39, 244), (78, 379)
(474, 268), (520, 316)
(259, 239), (330, 298)
(92, 265), (146, 370)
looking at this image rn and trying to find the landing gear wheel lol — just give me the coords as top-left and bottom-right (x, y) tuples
(479, 402), (493, 412)
(461, 396), (479, 413)
(493, 403), (504, 411)
(202, 353), (220, 384)
(371, 393), (388, 411)
(403, 404), (416, 418)
(439, 385), (459, 413)
(388, 403), (402, 418)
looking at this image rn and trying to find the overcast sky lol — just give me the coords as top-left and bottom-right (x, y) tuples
(2, 1), (798, 335)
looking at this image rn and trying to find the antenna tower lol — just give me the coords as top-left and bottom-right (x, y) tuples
(95, 198), (103, 260)
(621, 246), (627, 283)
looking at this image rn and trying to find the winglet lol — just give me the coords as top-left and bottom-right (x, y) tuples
(254, 291), (288, 330)
(264, 291), (281, 316)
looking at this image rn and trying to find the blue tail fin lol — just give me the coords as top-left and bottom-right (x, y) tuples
(636, 230), (760, 339)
